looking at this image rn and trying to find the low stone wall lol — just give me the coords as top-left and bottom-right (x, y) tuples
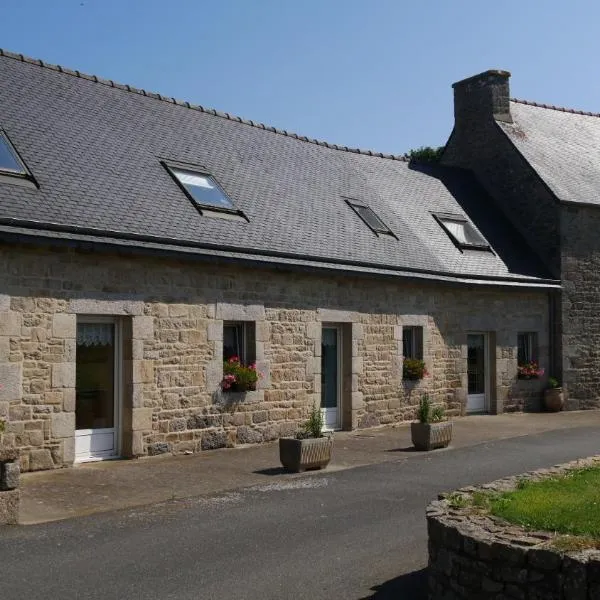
(0, 447), (20, 525)
(427, 456), (600, 599)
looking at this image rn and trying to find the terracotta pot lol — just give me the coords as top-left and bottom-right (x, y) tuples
(411, 421), (453, 451)
(544, 388), (564, 412)
(279, 436), (333, 472)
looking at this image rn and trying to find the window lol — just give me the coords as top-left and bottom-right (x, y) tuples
(345, 199), (397, 238)
(0, 130), (29, 177)
(517, 332), (538, 365)
(403, 326), (423, 360)
(223, 322), (256, 365)
(170, 168), (234, 209)
(434, 213), (490, 251)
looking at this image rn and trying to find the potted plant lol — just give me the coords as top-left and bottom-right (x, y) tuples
(411, 394), (452, 451)
(279, 403), (334, 472)
(544, 377), (564, 412)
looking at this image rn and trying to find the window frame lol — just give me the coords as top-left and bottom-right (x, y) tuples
(432, 212), (491, 253)
(223, 321), (256, 366)
(161, 160), (248, 220)
(402, 325), (423, 360)
(0, 129), (37, 186)
(344, 198), (398, 239)
(517, 332), (538, 365)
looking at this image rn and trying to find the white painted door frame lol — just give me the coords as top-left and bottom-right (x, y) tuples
(466, 332), (489, 414)
(75, 316), (122, 462)
(321, 324), (342, 431)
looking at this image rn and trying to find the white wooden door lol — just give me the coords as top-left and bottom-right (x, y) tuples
(75, 318), (120, 462)
(467, 333), (488, 413)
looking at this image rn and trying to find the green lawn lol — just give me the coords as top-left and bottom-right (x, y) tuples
(490, 467), (600, 539)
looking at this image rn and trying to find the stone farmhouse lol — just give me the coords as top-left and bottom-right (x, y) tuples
(0, 50), (593, 472)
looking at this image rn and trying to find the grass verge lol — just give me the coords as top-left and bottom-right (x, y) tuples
(489, 467), (600, 539)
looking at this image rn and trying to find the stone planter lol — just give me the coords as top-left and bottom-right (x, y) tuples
(411, 421), (452, 451)
(544, 387), (564, 412)
(279, 436), (333, 472)
(0, 447), (20, 525)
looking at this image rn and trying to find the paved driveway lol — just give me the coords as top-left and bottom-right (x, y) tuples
(3, 425), (600, 599)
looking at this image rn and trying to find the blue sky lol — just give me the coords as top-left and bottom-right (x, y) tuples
(3, 0), (600, 155)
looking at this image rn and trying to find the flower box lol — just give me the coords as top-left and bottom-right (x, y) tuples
(517, 361), (544, 380)
(403, 358), (428, 381)
(221, 356), (260, 392)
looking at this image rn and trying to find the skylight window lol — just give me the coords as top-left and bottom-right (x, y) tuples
(170, 168), (234, 210)
(0, 131), (27, 175)
(434, 213), (490, 251)
(345, 199), (396, 238)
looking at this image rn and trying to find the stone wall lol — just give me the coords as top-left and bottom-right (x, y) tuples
(561, 204), (600, 409)
(0, 243), (550, 471)
(427, 456), (600, 599)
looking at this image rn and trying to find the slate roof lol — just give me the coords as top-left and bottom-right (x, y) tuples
(498, 99), (600, 206)
(0, 50), (556, 286)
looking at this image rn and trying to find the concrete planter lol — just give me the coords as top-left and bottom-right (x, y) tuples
(279, 436), (333, 472)
(544, 387), (564, 412)
(411, 421), (452, 451)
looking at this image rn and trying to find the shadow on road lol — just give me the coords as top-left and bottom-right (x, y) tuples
(253, 467), (289, 476)
(359, 568), (428, 599)
(386, 446), (420, 453)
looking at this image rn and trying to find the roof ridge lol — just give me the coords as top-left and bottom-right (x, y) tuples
(0, 48), (408, 162)
(511, 97), (600, 118)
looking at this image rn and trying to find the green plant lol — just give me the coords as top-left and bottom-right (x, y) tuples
(406, 145), (445, 164)
(416, 395), (446, 424)
(297, 403), (324, 439)
(403, 358), (427, 380)
(548, 376), (561, 389)
(446, 492), (468, 509)
(431, 406), (445, 422)
(221, 356), (260, 392)
(0, 419), (4, 434)
(416, 394), (431, 423)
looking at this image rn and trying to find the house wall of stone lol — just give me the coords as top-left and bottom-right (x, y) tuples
(561, 204), (600, 408)
(0, 244), (550, 471)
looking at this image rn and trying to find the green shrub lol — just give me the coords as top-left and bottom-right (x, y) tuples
(406, 146), (444, 164)
(416, 394), (445, 424)
(297, 403), (324, 439)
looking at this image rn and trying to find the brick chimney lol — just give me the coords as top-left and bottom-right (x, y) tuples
(452, 70), (512, 128)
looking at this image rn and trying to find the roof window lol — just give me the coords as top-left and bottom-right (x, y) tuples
(170, 168), (234, 210)
(345, 199), (396, 238)
(163, 161), (248, 221)
(0, 130), (28, 175)
(434, 213), (490, 251)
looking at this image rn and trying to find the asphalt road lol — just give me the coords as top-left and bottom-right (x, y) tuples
(1, 426), (599, 600)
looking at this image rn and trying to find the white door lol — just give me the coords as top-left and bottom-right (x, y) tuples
(321, 326), (341, 431)
(75, 319), (120, 462)
(467, 333), (488, 413)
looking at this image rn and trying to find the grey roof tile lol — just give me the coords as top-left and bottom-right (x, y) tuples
(499, 100), (600, 206)
(0, 50), (553, 284)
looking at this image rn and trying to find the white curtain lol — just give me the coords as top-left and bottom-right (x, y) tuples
(77, 323), (114, 347)
(444, 220), (467, 244)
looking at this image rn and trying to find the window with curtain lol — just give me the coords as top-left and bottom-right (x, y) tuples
(517, 332), (538, 364)
(223, 322), (256, 364)
(403, 326), (423, 360)
(435, 213), (490, 250)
